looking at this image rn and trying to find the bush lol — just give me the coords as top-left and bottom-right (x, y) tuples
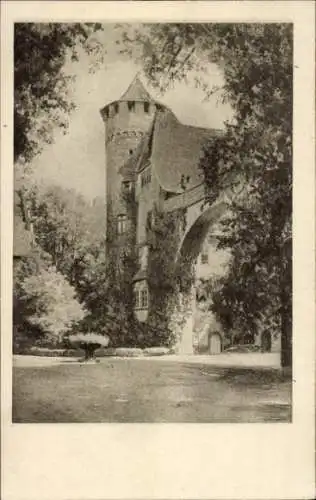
(18, 266), (86, 342)
(143, 347), (170, 356)
(62, 348), (85, 357)
(29, 347), (65, 357)
(114, 347), (144, 357)
(224, 344), (261, 354)
(94, 347), (115, 357)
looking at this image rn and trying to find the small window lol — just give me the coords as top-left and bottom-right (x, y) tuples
(128, 101), (135, 111)
(140, 288), (148, 308)
(134, 284), (149, 310)
(201, 252), (208, 264)
(134, 289), (140, 309)
(114, 103), (119, 114)
(141, 168), (151, 187)
(122, 181), (132, 193)
(146, 210), (152, 230)
(117, 214), (128, 235)
(144, 102), (150, 113)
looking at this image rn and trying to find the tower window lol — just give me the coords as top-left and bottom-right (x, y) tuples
(134, 282), (149, 310)
(122, 181), (133, 193)
(201, 252), (208, 264)
(146, 210), (152, 230)
(114, 103), (119, 114)
(141, 288), (148, 308)
(141, 168), (151, 187)
(117, 214), (128, 235)
(128, 101), (135, 111)
(134, 289), (140, 309)
(144, 102), (150, 113)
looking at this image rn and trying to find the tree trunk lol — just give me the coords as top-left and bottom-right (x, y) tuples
(84, 345), (94, 361)
(280, 243), (292, 369)
(84, 344), (96, 360)
(281, 308), (292, 368)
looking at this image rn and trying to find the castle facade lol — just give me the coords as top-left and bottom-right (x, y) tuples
(100, 76), (280, 355)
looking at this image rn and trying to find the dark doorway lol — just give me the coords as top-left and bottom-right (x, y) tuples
(261, 331), (272, 352)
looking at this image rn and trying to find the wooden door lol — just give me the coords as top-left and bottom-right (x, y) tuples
(209, 333), (221, 355)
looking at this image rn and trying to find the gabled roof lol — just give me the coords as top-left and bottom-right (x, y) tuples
(119, 107), (224, 194)
(119, 76), (155, 103)
(150, 109), (223, 193)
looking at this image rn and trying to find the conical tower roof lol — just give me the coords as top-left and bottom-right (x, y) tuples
(119, 75), (154, 102)
(100, 74), (158, 120)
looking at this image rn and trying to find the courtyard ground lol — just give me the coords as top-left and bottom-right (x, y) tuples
(12, 355), (291, 423)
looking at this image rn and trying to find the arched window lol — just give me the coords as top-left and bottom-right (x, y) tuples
(117, 214), (128, 235)
(144, 102), (150, 113)
(114, 103), (119, 114)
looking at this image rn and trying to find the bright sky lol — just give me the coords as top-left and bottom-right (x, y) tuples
(32, 25), (234, 200)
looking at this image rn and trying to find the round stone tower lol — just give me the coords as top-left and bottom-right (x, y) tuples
(100, 76), (157, 236)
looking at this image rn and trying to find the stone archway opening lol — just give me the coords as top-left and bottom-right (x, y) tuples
(173, 202), (230, 355)
(176, 201), (228, 266)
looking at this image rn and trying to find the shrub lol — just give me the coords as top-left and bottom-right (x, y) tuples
(18, 266), (86, 343)
(143, 347), (170, 356)
(29, 346), (65, 357)
(114, 347), (144, 358)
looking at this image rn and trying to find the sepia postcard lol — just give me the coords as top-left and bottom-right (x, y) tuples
(1, 1), (315, 499)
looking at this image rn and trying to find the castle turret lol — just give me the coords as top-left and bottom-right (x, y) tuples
(100, 75), (157, 239)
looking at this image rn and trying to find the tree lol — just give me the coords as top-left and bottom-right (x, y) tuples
(18, 266), (86, 344)
(68, 332), (109, 361)
(17, 181), (106, 291)
(14, 170), (113, 348)
(143, 205), (194, 348)
(14, 23), (104, 163)
(120, 23), (292, 367)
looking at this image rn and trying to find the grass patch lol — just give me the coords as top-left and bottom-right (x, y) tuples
(13, 359), (292, 423)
